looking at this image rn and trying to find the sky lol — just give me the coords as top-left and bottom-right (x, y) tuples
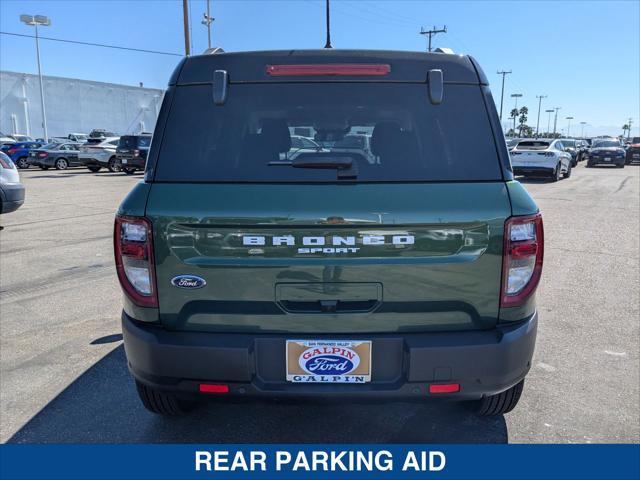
(1, 0), (638, 137)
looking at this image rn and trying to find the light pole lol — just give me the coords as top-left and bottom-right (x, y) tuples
(201, 0), (214, 50)
(535, 95), (547, 137)
(496, 70), (511, 121)
(545, 109), (554, 136)
(510, 93), (522, 136)
(20, 14), (50, 142)
(566, 116), (574, 137)
(553, 107), (561, 137)
(580, 121), (587, 138)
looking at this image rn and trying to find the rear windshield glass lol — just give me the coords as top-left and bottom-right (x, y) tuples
(593, 141), (620, 148)
(119, 136), (151, 148)
(562, 140), (575, 147)
(517, 141), (550, 150)
(154, 83), (501, 182)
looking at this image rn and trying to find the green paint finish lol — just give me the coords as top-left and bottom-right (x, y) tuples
(145, 182), (513, 333)
(506, 181), (539, 216)
(117, 182), (152, 217)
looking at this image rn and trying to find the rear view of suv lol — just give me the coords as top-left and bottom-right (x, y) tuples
(115, 50), (543, 417)
(115, 134), (152, 174)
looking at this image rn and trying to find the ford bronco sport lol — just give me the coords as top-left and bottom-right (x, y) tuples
(115, 50), (543, 417)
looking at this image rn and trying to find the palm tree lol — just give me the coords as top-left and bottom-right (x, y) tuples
(622, 123), (630, 138)
(518, 107), (529, 137)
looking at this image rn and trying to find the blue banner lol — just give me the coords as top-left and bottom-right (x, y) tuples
(1, 444), (638, 480)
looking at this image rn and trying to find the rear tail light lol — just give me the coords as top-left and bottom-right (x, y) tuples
(114, 215), (157, 308)
(199, 384), (230, 394)
(501, 213), (544, 307)
(38, 152), (48, 157)
(133, 149), (140, 157)
(0, 155), (14, 169)
(266, 64), (391, 77)
(544, 152), (555, 157)
(7, 148), (17, 155)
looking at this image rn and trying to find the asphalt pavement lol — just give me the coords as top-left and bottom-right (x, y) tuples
(0, 163), (638, 443)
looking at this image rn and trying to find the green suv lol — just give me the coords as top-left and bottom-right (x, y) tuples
(115, 50), (543, 416)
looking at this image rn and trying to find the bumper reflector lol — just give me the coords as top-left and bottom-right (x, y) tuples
(199, 383), (230, 394)
(429, 383), (460, 394)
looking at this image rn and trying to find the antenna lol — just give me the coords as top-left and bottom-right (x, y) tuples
(324, 0), (332, 48)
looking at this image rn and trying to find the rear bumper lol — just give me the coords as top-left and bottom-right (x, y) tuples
(512, 166), (554, 176)
(586, 156), (625, 166)
(0, 183), (25, 213)
(122, 311), (538, 401)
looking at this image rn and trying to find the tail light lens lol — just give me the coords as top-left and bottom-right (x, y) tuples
(114, 216), (158, 308)
(38, 152), (48, 157)
(501, 213), (544, 307)
(133, 149), (140, 157)
(544, 152), (555, 157)
(7, 148), (17, 155)
(0, 155), (15, 169)
(266, 64), (391, 76)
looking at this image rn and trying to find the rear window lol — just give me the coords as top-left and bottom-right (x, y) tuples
(154, 83), (501, 182)
(119, 136), (150, 148)
(516, 141), (550, 150)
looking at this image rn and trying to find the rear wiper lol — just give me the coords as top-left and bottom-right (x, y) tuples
(268, 155), (359, 179)
(292, 156), (358, 179)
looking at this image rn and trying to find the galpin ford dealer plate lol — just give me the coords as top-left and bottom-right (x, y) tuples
(286, 340), (372, 383)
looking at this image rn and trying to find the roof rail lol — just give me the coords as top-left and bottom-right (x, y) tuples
(203, 47), (225, 55)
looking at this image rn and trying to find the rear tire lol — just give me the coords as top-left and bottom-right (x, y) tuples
(16, 157), (29, 169)
(135, 381), (195, 416)
(87, 165), (101, 173)
(40, 166), (50, 170)
(617, 163), (625, 169)
(123, 167), (136, 175)
(108, 156), (121, 173)
(55, 158), (69, 170)
(550, 164), (561, 182)
(476, 380), (525, 416)
(563, 161), (572, 178)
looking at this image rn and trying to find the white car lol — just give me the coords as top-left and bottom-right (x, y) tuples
(510, 139), (573, 181)
(78, 137), (120, 172)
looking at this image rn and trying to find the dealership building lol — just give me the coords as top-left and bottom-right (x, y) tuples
(0, 70), (164, 139)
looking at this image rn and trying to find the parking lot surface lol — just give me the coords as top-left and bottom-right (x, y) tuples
(1, 164), (638, 444)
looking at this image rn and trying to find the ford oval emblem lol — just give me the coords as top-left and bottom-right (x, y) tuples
(171, 275), (206, 289)
(299, 346), (360, 376)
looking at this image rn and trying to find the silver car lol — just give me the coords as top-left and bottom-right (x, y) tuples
(0, 152), (25, 215)
(78, 137), (120, 172)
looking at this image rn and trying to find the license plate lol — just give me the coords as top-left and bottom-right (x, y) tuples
(122, 159), (128, 164)
(633, 154), (639, 158)
(286, 340), (371, 383)
(604, 157), (611, 161)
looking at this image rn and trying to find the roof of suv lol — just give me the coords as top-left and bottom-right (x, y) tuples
(171, 49), (487, 86)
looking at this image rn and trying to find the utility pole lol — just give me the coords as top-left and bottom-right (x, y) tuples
(565, 116), (574, 137)
(580, 122), (587, 138)
(553, 107), (561, 137)
(545, 109), (554, 136)
(324, 0), (332, 48)
(535, 95), (547, 137)
(420, 25), (447, 52)
(497, 70), (512, 121)
(202, 0), (214, 49)
(628, 118), (633, 141)
(182, 0), (191, 56)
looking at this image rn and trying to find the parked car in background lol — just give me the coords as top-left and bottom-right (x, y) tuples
(576, 140), (589, 161)
(585, 139), (626, 168)
(87, 129), (117, 144)
(27, 142), (84, 170)
(0, 152), (25, 215)
(559, 139), (579, 166)
(0, 131), (16, 147)
(627, 139), (640, 165)
(10, 134), (34, 143)
(67, 133), (88, 143)
(329, 133), (376, 164)
(115, 134), (152, 174)
(79, 137), (120, 172)
(0, 141), (44, 169)
(510, 139), (573, 181)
